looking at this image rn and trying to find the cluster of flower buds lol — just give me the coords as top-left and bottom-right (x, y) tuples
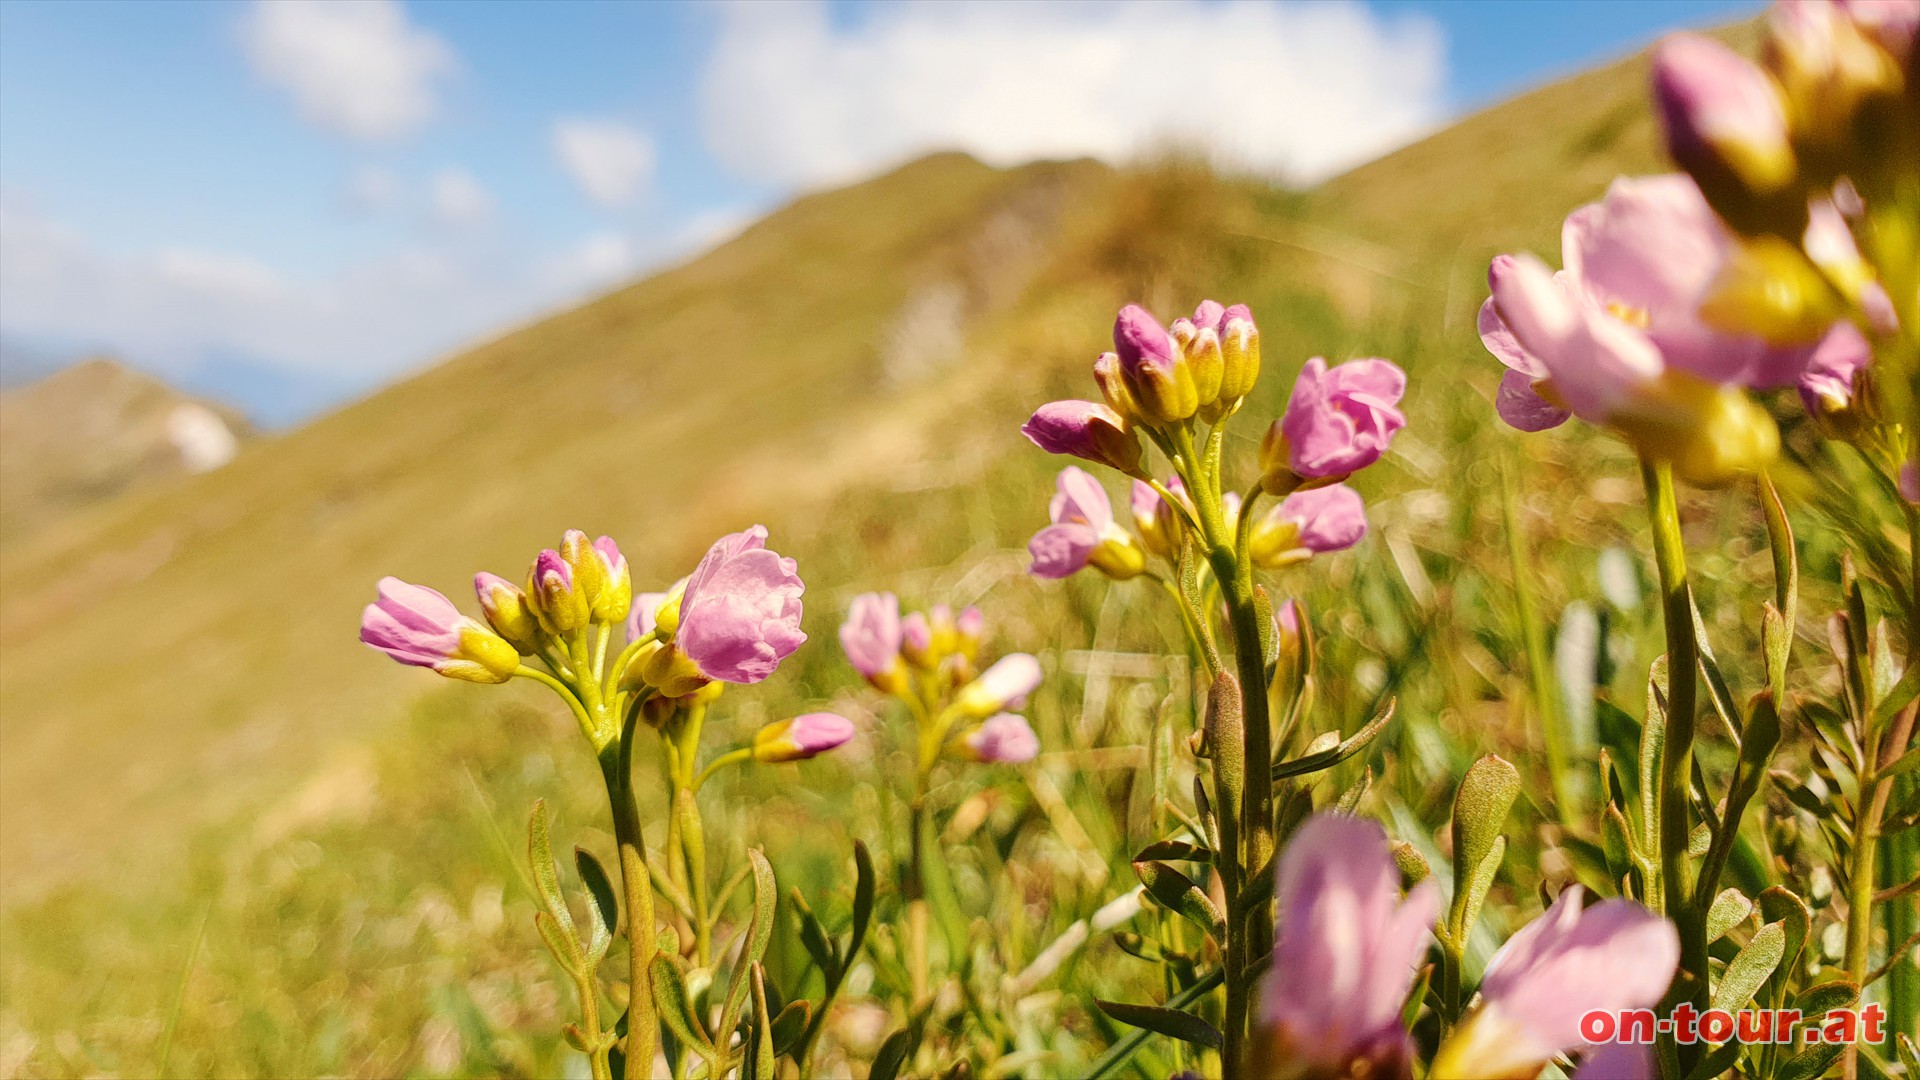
(839, 592), (1041, 765)
(1480, 174), (1875, 482)
(360, 525), (846, 767)
(1653, 3), (1915, 240)
(1254, 815), (1675, 1080)
(1641, 1), (1914, 466)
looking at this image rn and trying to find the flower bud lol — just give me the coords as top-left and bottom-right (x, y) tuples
(955, 606), (984, 660)
(560, 529), (607, 613)
(1652, 35), (1798, 216)
(361, 577), (521, 684)
(953, 653), (1043, 720)
(954, 713), (1039, 764)
(634, 578), (688, 639)
(1767, 1), (1905, 170)
(901, 611), (937, 670)
(588, 536), (631, 624)
(752, 712), (856, 763)
(1624, 374), (1780, 486)
(1022, 400), (1144, 475)
(1701, 235), (1846, 344)
(474, 572), (542, 655)
(1113, 305), (1199, 426)
(527, 549), (589, 636)
(1217, 304), (1261, 404)
(1092, 352), (1139, 423)
(1798, 321), (1872, 418)
(1170, 313), (1226, 410)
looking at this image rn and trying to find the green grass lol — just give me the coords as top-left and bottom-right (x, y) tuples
(6, 22), (1896, 1077)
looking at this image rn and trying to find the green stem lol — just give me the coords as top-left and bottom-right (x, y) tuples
(517, 665), (601, 745)
(1642, 460), (1707, 1061)
(599, 703), (657, 1080)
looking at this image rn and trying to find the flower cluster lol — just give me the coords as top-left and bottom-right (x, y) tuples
(839, 592), (1041, 767)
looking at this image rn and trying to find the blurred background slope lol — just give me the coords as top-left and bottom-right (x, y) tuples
(0, 19), (1792, 1079)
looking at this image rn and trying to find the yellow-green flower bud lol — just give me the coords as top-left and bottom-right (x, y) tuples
(624, 638), (709, 698)
(1699, 235), (1845, 345)
(474, 572), (542, 654)
(527, 548), (589, 636)
(1087, 533), (1147, 580)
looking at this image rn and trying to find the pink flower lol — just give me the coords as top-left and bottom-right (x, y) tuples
(1278, 357), (1407, 478)
(1571, 1041), (1655, 1080)
(361, 577), (520, 684)
(1798, 321), (1872, 414)
(1435, 887), (1678, 1078)
(1258, 814), (1438, 1077)
(958, 713), (1039, 763)
(1028, 466), (1141, 580)
(1022, 400), (1143, 475)
(839, 592), (903, 679)
(753, 712), (856, 763)
(1482, 175), (1826, 435)
(1249, 484), (1368, 568)
(1652, 35), (1794, 202)
(675, 525), (806, 684)
(954, 653), (1043, 718)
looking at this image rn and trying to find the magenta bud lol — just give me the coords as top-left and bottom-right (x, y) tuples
(1652, 34), (1795, 207)
(1022, 399), (1144, 475)
(753, 712), (856, 763)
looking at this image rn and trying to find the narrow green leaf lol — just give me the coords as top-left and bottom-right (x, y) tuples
(1093, 999), (1223, 1050)
(769, 999), (812, 1056)
(1641, 657), (1670, 842)
(1454, 835), (1506, 944)
(721, 849), (779, 1048)
(1133, 860), (1225, 940)
(868, 1029), (913, 1080)
(1272, 699), (1397, 780)
(1691, 593), (1743, 744)
(790, 889), (837, 981)
(1894, 1033), (1918, 1076)
(1083, 968), (1224, 1080)
(848, 840), (875, 965)
(1705, 889), (1753, 942)
(650, 953), (712, 1054)
(1681, 1037), (1742, 1080)
(1756, 887), (1811, 1004)
(1879, 743), (1920, 781)
(1858, 1044), (1896, 1080)
(1792, 979), (1857, 1020)
(1762, 603), (1792, 703)
(1711, 920), (1784, 1013)
(528, 801), (578, 945)
(1134, 839), (1212, 864)
(1334, 766), (1373, 814)
(750, 963), (775, 1080)
(1776, 1041), (1846, 1080)
(575, 847), (615, 963)
(535, 909), (582, 974)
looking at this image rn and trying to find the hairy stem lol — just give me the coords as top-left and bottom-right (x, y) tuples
(600, 707), (657, 1080)
(1642, 460), (1707, 1068)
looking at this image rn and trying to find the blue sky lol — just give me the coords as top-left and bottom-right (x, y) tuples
(0, 0), (1754, 424)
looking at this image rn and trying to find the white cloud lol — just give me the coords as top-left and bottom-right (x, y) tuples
(239, 0), (456, 141)
(552, 119), (657, 207)
(344, 164), (401, 212)
(699, 0), (1447, 188)
(429, 167), (493, 226)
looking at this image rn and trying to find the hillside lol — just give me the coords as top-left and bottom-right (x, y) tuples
(0, 30), (1702, 905)
(0, 26), (1754, 1077)
(0, 358), (250, 549)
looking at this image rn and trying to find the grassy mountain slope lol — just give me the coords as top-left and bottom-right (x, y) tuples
(0, 30), (1795, 1078)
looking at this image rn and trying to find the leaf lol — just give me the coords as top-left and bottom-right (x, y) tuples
(848, 840), (876, 967)
(1093, 999), (1223, 1050)
(1776, 1040), (1846, 1080)
(650, 952), (712, 1055)
(769, 999), (812, 1056)
(1334, 766), (1373, 814)
(1763, 603), (1792, 703)
(1272, 699), (1397, 780)
(1711, 920), (1784, 1013)
(575, 847), (615, 964)
(1132, 860), (1225, 939)
(1083, 968), (1224, 1080)
(1691, 593), (1743, 744)
(1641, 657), (1669, 841)
(868, 1029), (913, 1080)
(1880, 743), (1920, 781)
(1792, 979), (1857, 1020)
(721, 850), (779, 1046)
(528, 801), (579, 946)
(750, 963), (775, 1080)
(535, 910), (582, 975)
(1602, 804), (1635, 884)
(1391, 841), (1430, 886)
(1450, 755), (1520, 897)
(1133, 839), (1212, 864)
(1756, 888), (1810, 997)
(1454, 835), (1506, 946)
(1858, 1044), (1897, 1080)
(1759, 471), (1797, 632)
(1705, 889), (1753, 942)
(1895, 1033), (1919, 1076)
(1682, 1037), (1742, 1080)
(791, 889), (838, 981)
